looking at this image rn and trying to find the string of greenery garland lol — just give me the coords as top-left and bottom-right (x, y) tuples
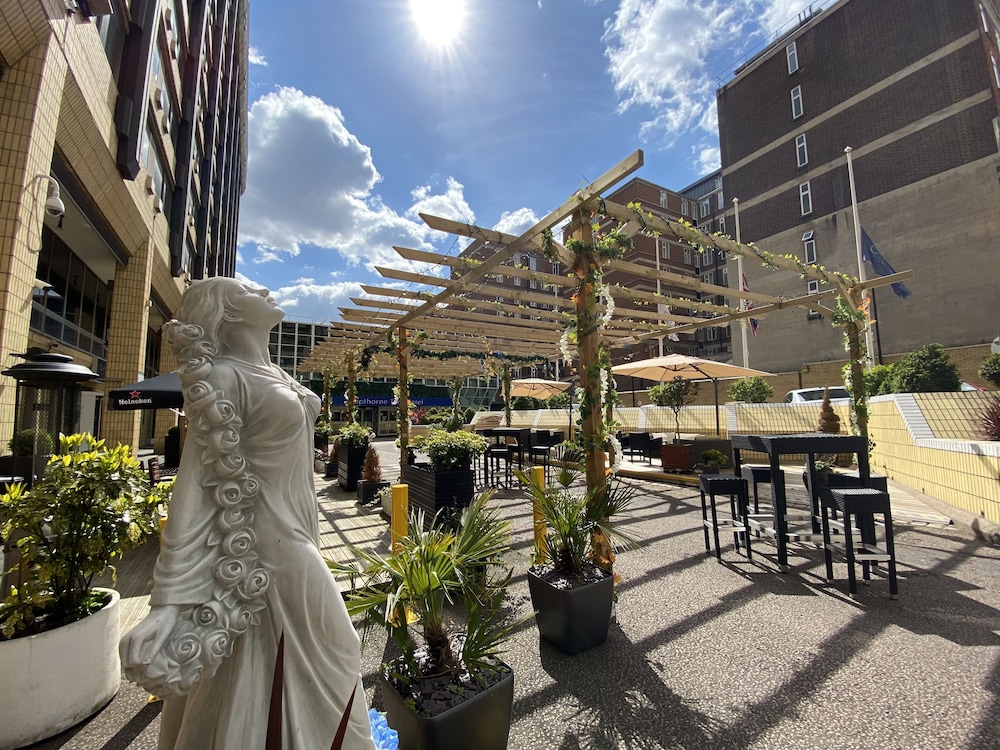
(541, 219), (633, 456)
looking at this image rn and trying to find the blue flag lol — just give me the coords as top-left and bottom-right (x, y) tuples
(860, 228), (912, 299)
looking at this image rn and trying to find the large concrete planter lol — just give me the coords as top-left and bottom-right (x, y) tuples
(0, 588), (121, 749)
(660, 442), (694, 472)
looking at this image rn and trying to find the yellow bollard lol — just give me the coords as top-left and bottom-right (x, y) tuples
(391, 483), (408, 553)
(531, 465), (548, 563)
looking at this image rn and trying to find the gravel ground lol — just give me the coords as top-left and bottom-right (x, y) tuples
(30, 472), (1000, 750)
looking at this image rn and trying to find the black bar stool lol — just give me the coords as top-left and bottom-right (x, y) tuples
(699, 474), (752, 561)
(820, 487), (898, 598)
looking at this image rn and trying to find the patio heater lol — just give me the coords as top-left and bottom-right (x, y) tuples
(2, 348), (99, 483)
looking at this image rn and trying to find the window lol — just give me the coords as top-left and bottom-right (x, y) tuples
(681, 198), (689, 216)
(807, 280), (819, 295)
(721, 267), (729, 286)
(799, 181), (813, 215)
(993, 54), (1000, 88)
(660, 190), (668, 208)
(981, 3), (990, 32)
(795, 133), (808, 166)
(717, 192), (725, 210)
(718, 216), (726, 235)
(659, 239), (669, 259)
(699, 200), (710, 218)
(791, 85), (803, 119)
(786, 41), (799, 73)
(683, 247), (692, 264)
(704, 248), (714, 264)
(804, 237), (816, 263)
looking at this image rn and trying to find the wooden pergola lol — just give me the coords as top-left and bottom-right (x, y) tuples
(301, 151), (912, 547)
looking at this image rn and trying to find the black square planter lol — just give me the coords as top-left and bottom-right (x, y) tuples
(527, 566), (614, 655)
(400, 464), (475, 527)
(357, 480), (390, 505)
(338, 444), (367, 491)
(378, 666), (513, 750)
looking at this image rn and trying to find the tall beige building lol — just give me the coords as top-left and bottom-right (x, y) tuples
(0, 0), (248, 452)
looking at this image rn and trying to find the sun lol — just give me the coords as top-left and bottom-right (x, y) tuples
(409, 0), (466, 48)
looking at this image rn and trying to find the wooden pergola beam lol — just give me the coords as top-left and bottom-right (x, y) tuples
(363, 150), (643, 341)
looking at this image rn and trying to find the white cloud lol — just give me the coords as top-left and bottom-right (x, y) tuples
(493, 207), (539, 236)
(248, 46), (268, 66)
(406, 177), (475, 236)
(758, 0), (812, 35)
(238, 87), (475, 273)
(602, 1), (807, 145)
(693, 143), (720, 174)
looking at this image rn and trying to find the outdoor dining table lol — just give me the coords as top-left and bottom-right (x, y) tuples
(731, 432), (870, 571)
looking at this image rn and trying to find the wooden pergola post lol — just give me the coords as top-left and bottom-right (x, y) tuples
(397, 326), (409, 468)
(502, 361), (512, 427)
(345, 355), (357, 425)
(570, 211), (612, 570)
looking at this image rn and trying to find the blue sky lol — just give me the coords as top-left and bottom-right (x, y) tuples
(235, 0), (809, 325)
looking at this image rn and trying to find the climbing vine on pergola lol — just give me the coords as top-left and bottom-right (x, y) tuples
(301, 150), (912, 569)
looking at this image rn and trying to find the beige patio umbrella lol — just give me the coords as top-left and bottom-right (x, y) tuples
(510, 378), (572, 400)
(612, 354), (773, 435)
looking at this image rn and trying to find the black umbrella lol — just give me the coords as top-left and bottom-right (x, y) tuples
(109, 372), (183, 411)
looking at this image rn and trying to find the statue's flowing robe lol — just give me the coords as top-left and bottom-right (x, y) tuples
(151, 359), (375, 749)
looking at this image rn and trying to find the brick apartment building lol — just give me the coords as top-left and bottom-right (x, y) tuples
(0, 0), (247, 452)
(717, 0), (1000, 373)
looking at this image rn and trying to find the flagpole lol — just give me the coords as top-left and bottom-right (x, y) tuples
(844, 146), (876, 369)
(733, 198), (750, 368)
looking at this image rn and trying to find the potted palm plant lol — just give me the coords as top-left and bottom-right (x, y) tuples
(402, 429), (487, 525)
(330, 491), (520, 750)
(515, 467), (638, 655)
(0, 433), (159, 748)
(357, 443), (390, 505)
(338, 422), (375, 491)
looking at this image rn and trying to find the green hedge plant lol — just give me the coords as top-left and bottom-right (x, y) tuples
(0, 433), (159, 639)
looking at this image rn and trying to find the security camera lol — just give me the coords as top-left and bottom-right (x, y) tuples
(44, 194), (65, 218)
(34, 173), (65, 218)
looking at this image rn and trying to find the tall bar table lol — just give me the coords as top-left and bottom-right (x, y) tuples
(731, 433), (869, 571)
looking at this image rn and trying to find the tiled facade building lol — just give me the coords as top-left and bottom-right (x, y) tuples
(717, 0), (1000, 372)
(0, 0), (247, 451)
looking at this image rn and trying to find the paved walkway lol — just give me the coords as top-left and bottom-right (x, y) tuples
(30, 439), (1000, 749)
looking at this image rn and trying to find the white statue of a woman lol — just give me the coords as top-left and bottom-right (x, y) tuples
(121, 278), (376, 749)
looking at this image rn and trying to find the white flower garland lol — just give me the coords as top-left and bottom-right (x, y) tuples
(138, 321), (271, 697)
